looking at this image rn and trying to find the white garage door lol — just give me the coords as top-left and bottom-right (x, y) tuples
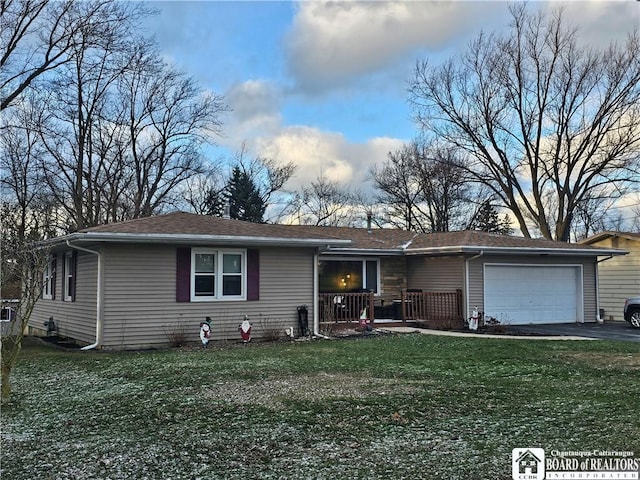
(484, 265), (582, 325)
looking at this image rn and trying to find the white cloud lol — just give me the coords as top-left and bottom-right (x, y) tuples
(223, 80), (282, 138)
(254, 127), (404, 193)
(284, 1), (505, 94)
(542, 1), (639, 48)
(216, 79), (406, 194)
(284, 1), (638, 95)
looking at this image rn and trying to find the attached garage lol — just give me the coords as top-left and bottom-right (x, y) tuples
(483, 264), (583, 325)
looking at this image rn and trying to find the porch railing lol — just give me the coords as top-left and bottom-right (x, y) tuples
(319, 290), (463, 323)
(401, 289), (463, 321)
(319, 292), (375, 323)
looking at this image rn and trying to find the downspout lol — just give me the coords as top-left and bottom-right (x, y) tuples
(464, 251), (484, 321)
(66, 240), (103, 350)
(312, 249), (330, 339)
(595, 254), (614, 323)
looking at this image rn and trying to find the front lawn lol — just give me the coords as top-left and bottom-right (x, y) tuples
(2, 334), (639, 479)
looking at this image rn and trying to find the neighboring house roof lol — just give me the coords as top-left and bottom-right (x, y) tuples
(47, 212), (626, 256)
(580, 231), (640, 245)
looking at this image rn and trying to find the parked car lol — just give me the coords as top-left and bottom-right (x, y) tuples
(624, 297), (640, 328)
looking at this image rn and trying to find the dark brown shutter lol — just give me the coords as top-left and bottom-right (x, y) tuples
(50, 255), (57, 300)
(247, 249), (259, 301)
(71, 251), (77, 302)
(61, 253), (66, 299)
(176, 247), (191, 302)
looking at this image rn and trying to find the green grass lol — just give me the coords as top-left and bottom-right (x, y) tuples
(2, 334), (640, 479)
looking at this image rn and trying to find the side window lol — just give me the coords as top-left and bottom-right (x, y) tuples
(42, 256), (56, 300)
(63, 251), (76, 302)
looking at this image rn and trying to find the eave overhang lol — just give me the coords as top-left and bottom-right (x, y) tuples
(41, 233), (627, 258)
(320, 247), (406, 256)
(320, 245), (628, 257)
(404, 245), (628, 257)
(44, 232), (352, 249)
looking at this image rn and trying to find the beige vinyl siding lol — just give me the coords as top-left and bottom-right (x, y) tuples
(101, 244), (314, 349)
(467, 254), (598, 323)
(407, 256), (464, 292)
(590, 238), (640, 321)
(29, 251), (98, 343)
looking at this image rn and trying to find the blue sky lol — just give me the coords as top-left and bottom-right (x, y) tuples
(144, 0), (639, 193)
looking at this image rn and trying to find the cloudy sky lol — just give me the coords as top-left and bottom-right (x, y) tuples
(144, 0), (639, 193)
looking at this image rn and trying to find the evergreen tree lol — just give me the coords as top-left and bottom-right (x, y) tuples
(470, 201), (513, 235)
(226, 166), (266, 223)
(202, 188), (225, 217)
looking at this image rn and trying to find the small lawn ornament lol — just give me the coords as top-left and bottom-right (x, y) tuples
(200, 317), (212, 347)
(239, 316), (252, 343)
(359, 308), (371, 331)
(469, 307), (479, 331)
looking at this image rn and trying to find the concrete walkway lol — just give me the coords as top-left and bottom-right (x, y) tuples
(378, 326), (596, 341)
(380, 321), (640, 342)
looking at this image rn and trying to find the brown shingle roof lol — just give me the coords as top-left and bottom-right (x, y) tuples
(80, 211), (339, 240)
(73, 211), (618, 254)
(407, 230), (605, 251)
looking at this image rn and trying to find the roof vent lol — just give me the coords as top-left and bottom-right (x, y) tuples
(223, 201), (231, 219)
(367, 211), (372, 233)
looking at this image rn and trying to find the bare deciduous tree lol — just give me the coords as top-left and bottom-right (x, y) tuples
(0, 232), (49, 404)
(116, 49), (226, 219)
(414, 144), (478, 232)
(1, 0), (148, 111)
(372, 141), (480, 232)
(0, 97), (60, 240)
(38, 15), (139, 230)
(182, 169), (227, 216)
(35, 37), (226, 230)
(289, 174), (357, 226)
(409, 4), (640, 241)
(0, 127), (55, 404)
(371, 142), (425, 231)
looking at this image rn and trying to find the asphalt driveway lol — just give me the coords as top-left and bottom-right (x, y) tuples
(509, 321), (640, 343)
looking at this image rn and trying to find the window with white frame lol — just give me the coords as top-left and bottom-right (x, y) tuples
(63, 251), (75, 301)
(42, 257), (55, 300)
(191, 249), (245, 300)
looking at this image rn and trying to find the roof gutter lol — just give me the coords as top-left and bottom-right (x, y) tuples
(405, 245), (627, 256)
(320, 248), (404, 256)
(66, 240), (103, 351)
